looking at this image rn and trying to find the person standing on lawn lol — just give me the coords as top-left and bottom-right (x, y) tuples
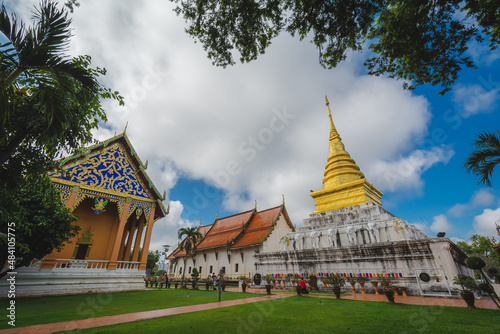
(300, 278), (309, 294)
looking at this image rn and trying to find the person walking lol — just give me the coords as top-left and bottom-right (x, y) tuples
(300, 278), (309, 294)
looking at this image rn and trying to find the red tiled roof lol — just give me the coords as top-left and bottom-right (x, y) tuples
(168, 204), (294, 258)
(230, 206), (282, 249)
(196, 210), (254, 250)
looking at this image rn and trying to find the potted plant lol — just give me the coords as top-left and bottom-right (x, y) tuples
(309, 276), (318, 292)
(349, 279), (356, 293)
(330, 275), (346, 299)
(370, 280), (380, 295)
(264, 275), (273, 295)
(239, 275), (249, 292)
(191, 268), (200, 289)
(453, 275), (478, 309)
(381, 277), (395, 303)
(357, 278), (366, 294)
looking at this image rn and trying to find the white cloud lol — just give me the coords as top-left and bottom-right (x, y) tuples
(148, 201), (197, 253)
(452, 84), (500, 118)
(472, 208), (500, 237)
(429, 214), (455, 234)
(448, 189), (496, 217)
(367, 147), (454, 194)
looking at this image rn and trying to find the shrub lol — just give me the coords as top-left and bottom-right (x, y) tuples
(466, 256), (486, 270)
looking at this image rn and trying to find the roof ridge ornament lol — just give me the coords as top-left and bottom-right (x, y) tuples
(282, 194), (285, 206)
(123, 121), (128, 135)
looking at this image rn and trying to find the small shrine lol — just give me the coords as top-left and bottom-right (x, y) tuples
(1, 131), (168, 297)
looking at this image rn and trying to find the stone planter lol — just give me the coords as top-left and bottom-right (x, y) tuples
(385, 289), (395, 303)
(174, 283), (178, 289)
(359, 282), (365, 294)
(350, 281), (356, 293)
(371, 282), (379, 295)
(205, 282), (210, 290)
(266, 284), (272, 295)
(400, 287), (408, 297)
(332, 287), (341, 299)
(296, 284), (302, 296)
(242, 283), (247, 292)
(461, 292), (476, 309)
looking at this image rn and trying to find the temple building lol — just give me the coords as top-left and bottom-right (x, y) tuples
(253, 98), (471, 296)
(0, 132), (168, 297)
(167, 203), (294, 279)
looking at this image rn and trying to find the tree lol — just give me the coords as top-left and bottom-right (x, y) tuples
(171, 0), (499, 94)
(146, 250), (160, 272)
(0, 1), (122, 274)
(464, 129), (500, 187)
(456, 234), (500, 263)
(0, 174), (79, 278)
(177, 226), (203, 288)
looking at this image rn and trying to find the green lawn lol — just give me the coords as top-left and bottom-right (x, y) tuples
(0, 288), (262, 329)
(80, 296), (500, 334)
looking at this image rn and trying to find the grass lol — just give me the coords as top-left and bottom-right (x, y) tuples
(0, 288), (263, 329)
(3, 289), (499, 333)
(79, 296), (500, 334)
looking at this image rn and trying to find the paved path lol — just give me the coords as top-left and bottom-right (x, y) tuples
(0, 294), (288, 334)
(1, 287), (497, 333)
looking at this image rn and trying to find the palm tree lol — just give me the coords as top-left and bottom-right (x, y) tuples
(178, 226), (203, 288)
(464, 129), (500, 186)
(0, 1), (118, 166)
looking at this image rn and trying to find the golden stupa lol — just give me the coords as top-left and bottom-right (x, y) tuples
(310, 97), (383, 213)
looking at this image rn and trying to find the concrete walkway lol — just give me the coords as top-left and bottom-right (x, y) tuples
(1, 287), (497, 334)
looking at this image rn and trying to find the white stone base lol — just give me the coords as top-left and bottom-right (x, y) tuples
(0, 267), (146, 297)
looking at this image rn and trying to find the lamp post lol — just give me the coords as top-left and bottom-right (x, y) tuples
(161, 244), (170, 273)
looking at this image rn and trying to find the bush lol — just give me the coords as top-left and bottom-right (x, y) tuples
(478, 282), (493, 294)
(453, 275), (478, 293)
(466, 256), (486, 270)
(487, 267), (499, 275)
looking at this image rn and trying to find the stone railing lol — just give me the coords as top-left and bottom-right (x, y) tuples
(53, 259), (109, 271)
(116, 261), (140, 270)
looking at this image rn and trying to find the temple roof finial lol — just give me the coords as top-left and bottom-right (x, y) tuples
(282, 194), (285, 206)
(123, 121), (128, 135)
(255, 200), (257, 211)
(325, 96), (339, 141)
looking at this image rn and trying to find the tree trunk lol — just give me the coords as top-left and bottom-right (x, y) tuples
(180, 258), (187, 288)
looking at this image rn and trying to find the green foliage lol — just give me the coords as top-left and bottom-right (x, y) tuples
(453, 275), (479, 293)
(0, 174), (79, 275)
(381, 276), (394, 288)
(0, 1), (122, 274)
(456, 234), (499, 263)
(178, 226), (203, 286)
(171, 0), (500, 94)
(466, 256), (487, 270)
(146, 250), (160, 270)
(464, 129), (500, 186)
(326, 275), (345, 289)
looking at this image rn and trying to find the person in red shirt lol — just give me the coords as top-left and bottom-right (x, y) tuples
(299, 278), (308, 294)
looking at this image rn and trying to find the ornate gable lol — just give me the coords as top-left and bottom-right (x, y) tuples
(50, 142), (151, 200)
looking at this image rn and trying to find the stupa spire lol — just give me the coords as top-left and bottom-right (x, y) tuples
(309, 97), (383, 213)
(325, 96), (339, 141)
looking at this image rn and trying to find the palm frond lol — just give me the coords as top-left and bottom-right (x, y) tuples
(465, 129), (500, 186)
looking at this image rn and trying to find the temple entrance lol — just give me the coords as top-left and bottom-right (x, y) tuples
(75, 244), (89, 259)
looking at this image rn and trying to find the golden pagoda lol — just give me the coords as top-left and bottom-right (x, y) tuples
(310, 97), (383, 213)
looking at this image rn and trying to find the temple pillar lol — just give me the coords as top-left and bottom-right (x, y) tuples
(122, 221), (136, 261)
(118, 225), (131, 261)
(131, 218), (145, 262)
(108, 199), (131, 270)
(139, 204), (156, 271)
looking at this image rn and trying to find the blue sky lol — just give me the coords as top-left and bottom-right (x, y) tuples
(8, 1), (500, 252)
